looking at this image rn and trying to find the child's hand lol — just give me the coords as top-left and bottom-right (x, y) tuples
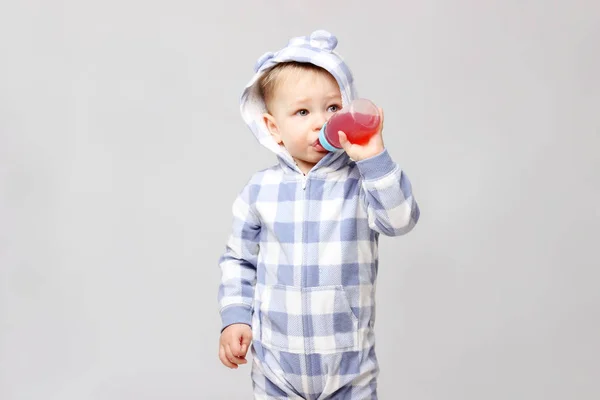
(219, 323), (252, 369)
(338, 107), (385, 161)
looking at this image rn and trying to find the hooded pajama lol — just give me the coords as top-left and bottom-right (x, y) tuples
(218, 30), (420, 399)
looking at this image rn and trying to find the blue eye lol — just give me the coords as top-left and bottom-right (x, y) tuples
(328, 105), (340, 112)
(296, 109), (309, 116)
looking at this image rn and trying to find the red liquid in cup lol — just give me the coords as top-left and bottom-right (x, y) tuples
(320, 98), (380, 150)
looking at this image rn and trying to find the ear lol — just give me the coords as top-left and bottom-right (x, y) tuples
(263, 113), (282, 144)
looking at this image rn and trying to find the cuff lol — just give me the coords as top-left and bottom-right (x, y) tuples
(220, 304), (253, 332)
(355, 149), (397, 180)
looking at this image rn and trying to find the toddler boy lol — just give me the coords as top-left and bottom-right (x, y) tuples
(218, 30), (420, 399)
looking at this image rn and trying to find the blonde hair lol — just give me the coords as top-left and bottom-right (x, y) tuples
(258, 62), (336, 111)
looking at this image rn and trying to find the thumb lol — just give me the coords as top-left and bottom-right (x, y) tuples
(337, 131), (352, 153)
(240, 329), (252, 356)
(377, 107), (384, 132)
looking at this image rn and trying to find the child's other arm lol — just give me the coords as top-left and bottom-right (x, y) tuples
(218, 182), (261, 331)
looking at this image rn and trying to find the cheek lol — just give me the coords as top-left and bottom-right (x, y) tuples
(281, 123), (304, 144)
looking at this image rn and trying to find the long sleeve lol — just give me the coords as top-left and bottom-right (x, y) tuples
(355, 149), (420, 236)
(217, 182), (261, 332)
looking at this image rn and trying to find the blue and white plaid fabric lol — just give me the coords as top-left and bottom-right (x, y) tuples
(219, 30), (420, 398)
(251, 342), (379, 399)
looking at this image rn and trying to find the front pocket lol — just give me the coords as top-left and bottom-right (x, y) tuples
(259, 284), (358, 354)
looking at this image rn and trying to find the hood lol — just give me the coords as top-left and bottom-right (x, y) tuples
(239, 29), (358, 172)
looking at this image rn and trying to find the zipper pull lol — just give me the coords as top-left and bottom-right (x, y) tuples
(302, 175), (308, 190)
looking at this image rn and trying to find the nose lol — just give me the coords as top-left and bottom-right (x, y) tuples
(312, 112), (328, 131)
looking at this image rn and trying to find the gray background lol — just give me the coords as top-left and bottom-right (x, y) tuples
(1, 1), (599, 399)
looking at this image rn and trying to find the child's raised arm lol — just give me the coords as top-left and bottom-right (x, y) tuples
(337, 107), (420, 236)
(356, 149), (420, 237)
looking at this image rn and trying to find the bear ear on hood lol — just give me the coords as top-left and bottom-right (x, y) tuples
(239, 30), (358, 161)
(254, 30), (339, 73)
(296, 30), (338, 52)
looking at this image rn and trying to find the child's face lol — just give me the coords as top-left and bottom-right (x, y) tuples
(263, 69), (342, 174)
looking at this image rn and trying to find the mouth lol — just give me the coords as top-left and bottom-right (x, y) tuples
(312, 139), (328, 153)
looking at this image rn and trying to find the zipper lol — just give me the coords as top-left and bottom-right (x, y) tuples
(300, 171), (312, 390)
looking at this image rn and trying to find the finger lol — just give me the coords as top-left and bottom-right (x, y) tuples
(219, 346), (232, 368)
(226, 344), (247, 366)
(240, 330), (252, 356)
(233, 332), (246, 357)
(224, 345), (239, 368)
(219, 345), (236, 369)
